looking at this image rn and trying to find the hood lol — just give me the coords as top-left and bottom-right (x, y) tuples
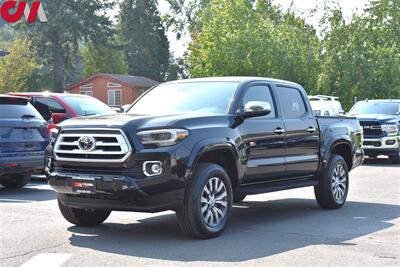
(354, 114), (399, 123)
(59, 113), (232, 130)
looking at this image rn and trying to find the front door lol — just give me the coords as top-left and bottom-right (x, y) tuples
(239, 83), (286, 183)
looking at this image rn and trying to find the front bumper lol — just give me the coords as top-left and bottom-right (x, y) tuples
(48, 171), (185, 212)
(362, 136), (399, 156)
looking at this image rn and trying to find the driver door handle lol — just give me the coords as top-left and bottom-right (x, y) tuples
(307, 127), (317, 133)
(273, 128), (285, 135)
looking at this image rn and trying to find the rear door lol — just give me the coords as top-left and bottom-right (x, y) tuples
(0, 97), (49, 155)
(274, 85), (320, 177)
(239, 82), (287, 183)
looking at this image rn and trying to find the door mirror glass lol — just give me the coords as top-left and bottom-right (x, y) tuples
(241, 101), (272, 119)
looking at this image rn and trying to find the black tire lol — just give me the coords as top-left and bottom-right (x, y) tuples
(0, 174), (30, 189)
(314, 154), (349, 209)
(57, 196), (111, 226)
(233, 192), (247, 203)
(389, 150), (400, 164)
(176, 163), (233, 239)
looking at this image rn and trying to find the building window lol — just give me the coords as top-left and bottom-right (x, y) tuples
(107, 82), (121, 88)
(80, 91), (93, 96)
(108, 89), (122, 106)
(80, 83), (93, 89)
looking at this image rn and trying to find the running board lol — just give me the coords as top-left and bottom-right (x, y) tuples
(237, 178), (318, 195)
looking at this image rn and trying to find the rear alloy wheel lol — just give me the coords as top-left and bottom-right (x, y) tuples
(0, 174), (30, 189)
(58, 197), (111, 226)
(176, 163), (233, 239)
(314, 154), (349, 209)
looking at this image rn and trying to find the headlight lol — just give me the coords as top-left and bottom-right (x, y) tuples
(137, 129), (189, 146)
(50, 128), (59, 142)
(381, 124), (398, 135)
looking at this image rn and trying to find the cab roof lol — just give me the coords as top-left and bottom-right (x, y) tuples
(163, 77), (302, 88)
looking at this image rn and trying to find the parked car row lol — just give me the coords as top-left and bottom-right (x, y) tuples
(1, 78), (399, 239)
(0, 93), (116, 188)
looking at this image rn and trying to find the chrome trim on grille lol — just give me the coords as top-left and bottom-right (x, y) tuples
(54, 128), (132, 163)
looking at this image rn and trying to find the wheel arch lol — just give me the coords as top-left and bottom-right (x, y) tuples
(186, 139), (242, 189)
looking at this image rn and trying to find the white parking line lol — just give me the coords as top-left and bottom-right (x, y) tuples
(20, 253), (71, 267)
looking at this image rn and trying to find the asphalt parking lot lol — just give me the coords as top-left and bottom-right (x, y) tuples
(0, 158), (399, 267)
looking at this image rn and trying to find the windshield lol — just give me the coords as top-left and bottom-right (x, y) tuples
(349, 102), (400, 115)
(128, 81), (239, 115)
(61, 95), (116, 116)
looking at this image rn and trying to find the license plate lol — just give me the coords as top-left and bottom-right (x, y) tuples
(72, 177), (96, 194)
(22, 130), (33, 140)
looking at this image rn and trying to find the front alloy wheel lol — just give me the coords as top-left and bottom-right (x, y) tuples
(176, 163), (233, 239)
(200, 177), (228, 227)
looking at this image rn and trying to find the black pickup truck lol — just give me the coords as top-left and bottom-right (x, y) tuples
(46, 77), (363, 239)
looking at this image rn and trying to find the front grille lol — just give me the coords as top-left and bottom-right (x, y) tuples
(359, 121), (382, 136)
(363, 141), (382, 147)
(54, 128), (132, 162)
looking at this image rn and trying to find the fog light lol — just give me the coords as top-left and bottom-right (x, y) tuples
(386, 140), (396, 145)
(143, 161), (162, 177)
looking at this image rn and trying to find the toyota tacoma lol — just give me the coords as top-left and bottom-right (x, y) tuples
(46, 77), (364, 239)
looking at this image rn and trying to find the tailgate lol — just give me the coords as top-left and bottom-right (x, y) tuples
(0, 118), (49, 153)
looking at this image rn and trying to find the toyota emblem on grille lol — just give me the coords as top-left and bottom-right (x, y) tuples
(78, 136), (96, 151)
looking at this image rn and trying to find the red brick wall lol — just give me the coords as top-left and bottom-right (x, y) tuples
(68, 76), (140, 106)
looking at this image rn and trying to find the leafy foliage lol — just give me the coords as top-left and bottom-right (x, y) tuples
(0, 37), (40, 93)
(119, 0), (170, 81)
(20, 0), (115, 92)
(189, 0), (320, 93)
(82, 43), (128, 77)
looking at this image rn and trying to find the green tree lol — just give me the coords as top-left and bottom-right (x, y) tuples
(82, 43), (128, 77)
(119, 0), (170, 81)
(317, 1), (400, 110)
(0, 37), (40, 93)
(20, 0), (114, 92)
(189, 0), (320, 91)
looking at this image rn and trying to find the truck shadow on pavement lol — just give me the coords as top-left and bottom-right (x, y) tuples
(363, 157), (400, 167)
(0, 182), (56, 203)
(68, 198), (400, 262)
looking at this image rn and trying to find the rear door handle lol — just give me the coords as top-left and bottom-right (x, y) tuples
(273, 128), (285, 135)
(307, 127), (317, 133)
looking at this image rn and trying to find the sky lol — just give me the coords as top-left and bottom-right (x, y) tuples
(125, 0), (372, 57)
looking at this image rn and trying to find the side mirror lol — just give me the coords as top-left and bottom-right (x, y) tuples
(111, 107), (124, 113)
(241, 101), (272, 119)
(51, 113), (68, 124)
(121, 104), (131, 113)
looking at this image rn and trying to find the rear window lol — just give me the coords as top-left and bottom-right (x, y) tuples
(0, 98), (43, 119)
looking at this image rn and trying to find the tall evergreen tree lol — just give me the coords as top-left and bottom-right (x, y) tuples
(20, 0), (114, 92)
(119, 0), (170, 81)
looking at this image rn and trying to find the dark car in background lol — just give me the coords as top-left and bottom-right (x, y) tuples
(0, 95), (49, 188)
(349, 99), (400, 163)
(9, 93), (116, 128)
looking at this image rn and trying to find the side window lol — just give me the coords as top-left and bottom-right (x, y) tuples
(34, 97), (66, 121)
(276, 87), (307, 119)
(241, 85), (275, 118)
